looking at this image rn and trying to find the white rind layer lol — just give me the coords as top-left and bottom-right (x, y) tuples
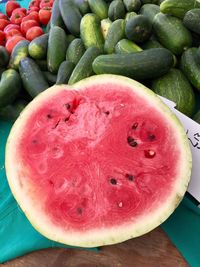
(5, 74), (192, 247)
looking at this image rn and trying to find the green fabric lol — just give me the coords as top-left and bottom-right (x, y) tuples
(0, 121), (97, 263)
(162, 197), (200, 267)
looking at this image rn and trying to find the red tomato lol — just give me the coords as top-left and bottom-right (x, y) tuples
(39, 8), (51, 25)
(39, 0), (53, 9)
(10, 12), (26, 25)
(0, 12), (8, 20)
(0, 30), (6, 44)
(21, 20), (39, 35)
(12, 7), (27, 16)
(5, 35), (25, 53)
(6, 1), (20, 17)
(27, 6), (39, 12)
(22, 12), (39, 23)
(6, 28), (23, 40)
(0, 19), (10, 31)
(26, 26), (44, 41)
(4, 24), (20, 33)
(29, 0), (40, 8)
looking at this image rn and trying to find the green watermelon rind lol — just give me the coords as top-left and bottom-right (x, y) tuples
(5, 74), (192, 247)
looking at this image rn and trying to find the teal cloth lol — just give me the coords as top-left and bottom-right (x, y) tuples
(0, 121), (97, 263)
(162, 196), (200, 267)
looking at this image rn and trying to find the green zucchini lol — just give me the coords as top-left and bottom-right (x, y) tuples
(9, 40), (30, 70)
(66, 38), (85, 64)
(101, 18), (112, 39)
(19, 57), (49, 98)
(47, 26), (68, 74)
(125, 15), (152, 43)
(0, 69), (22, 108)
(125, 11), (137, 23)
(28, 33), (48, 60)
(153, 13), (192, 55)
(108, 0), (126, 21)
(92, 48), (174, 80)
(160, 0), (200, 19)
(151, 68), (195, 117)
(0, 46), (9, 68)
(180, 47), (200, 91)
(115, 39), (143, 53)
(139, 4), (160, 24)
(68, 46), (102, 84)
(80, 13), (104, 50)
(183, 9), (200, 35)
(104, 19), (125, 54)
(0, 99), (27, 121)
(59, 0), (82, 37)
(88, 0), (108, 19)
(141, 39), (163, 49)
(56, 60), (75, 84)
(123, 0), (141, 12)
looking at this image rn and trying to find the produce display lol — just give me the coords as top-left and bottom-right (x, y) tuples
(0, 0), (198, 247)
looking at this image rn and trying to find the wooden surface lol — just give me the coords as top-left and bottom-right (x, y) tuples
(1, 227), (188, 267)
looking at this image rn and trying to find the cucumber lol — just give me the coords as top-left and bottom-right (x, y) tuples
(47, 26), (68, 74)
(125, 11), (137, 23)
(183, 9), (200, 35)
(92, 48), (174, 80)
(50, 0), (65, 28)
(35, 59), (48, 71)
(141, 39), (163, 49)
(193, 110), (200, 124)
(196, 46), (200, 64)
(104, 19), (125, 54)
(68, 46), (102, 84)
(139, 4), (160, 24)
(28, 33), (48, 60)
(0, 69), (22, 108)
(43, 71), (57, 85)
(153, 13), (192, 55)
(0, 99), (27, 121)
(108, 0), (126, 21)
(75, 0), (90, 14)
(80, 13), (104, 50)
(101, 18), (112, 39)
(180, 47), (200, 91)
(59, 0), (82, 37)
(66, 34), (76, 44)
(56, 60), (75, 84)
(9, 40), (29, 70)
(19, 57), (49, 98)
(88, 0), (108, 19)
(115, 39), (143, 53)
(66, 38), (85, 64)
(123, 0), (141, 12)
(151, 68), (195, 117)
(125, 15), (152, 43)
(0, 46), (9, 68)
(160, 0), (200, 19)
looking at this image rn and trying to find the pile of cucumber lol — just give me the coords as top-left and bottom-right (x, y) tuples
(1, 0), (200, 121)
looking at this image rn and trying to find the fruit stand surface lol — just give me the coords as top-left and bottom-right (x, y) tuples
(2, 227), (188, 267)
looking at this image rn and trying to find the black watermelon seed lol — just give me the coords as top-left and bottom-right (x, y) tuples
(126, 174), (134, 181)
(132, 123), (138, 129)
(127, 136), (138, 147)
(64, 117), (69, 122)
(110, 178), (117, 185)
(104, 111), (110, 115)
(148, 134), (155, 141)
(47, 114), (53, 119)
(65, 103), (71, 109)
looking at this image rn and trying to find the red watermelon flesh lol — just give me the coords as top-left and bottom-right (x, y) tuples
(5, 75), (191, 247)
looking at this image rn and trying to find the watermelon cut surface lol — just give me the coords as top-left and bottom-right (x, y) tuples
(5, 75), (192, 247)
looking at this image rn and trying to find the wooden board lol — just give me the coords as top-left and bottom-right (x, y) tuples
(2, 227), (188, 267)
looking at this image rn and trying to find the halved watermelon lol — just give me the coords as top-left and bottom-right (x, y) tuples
(5, 75), (192, 247)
